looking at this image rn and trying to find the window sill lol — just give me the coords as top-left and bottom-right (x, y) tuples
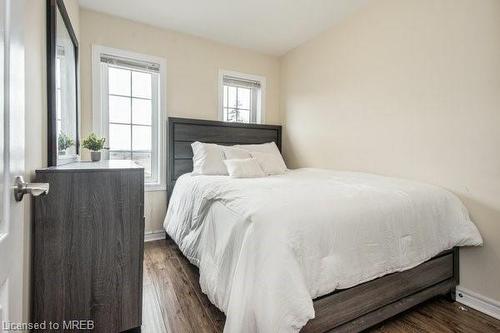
(145, 183), (166, 192)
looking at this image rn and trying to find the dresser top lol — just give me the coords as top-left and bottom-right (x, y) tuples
(36, 160), (144, 173)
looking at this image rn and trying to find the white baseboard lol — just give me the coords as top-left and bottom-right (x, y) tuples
(456, 286), (500, 320)
(144, 230), (166, 242)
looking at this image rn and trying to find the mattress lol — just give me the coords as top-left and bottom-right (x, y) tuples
(163, 168), (482, 333)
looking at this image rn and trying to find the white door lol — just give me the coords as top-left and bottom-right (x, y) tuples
(0, 0), (26, 329)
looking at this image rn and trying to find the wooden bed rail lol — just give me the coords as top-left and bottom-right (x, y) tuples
(302, 248), (459, 333)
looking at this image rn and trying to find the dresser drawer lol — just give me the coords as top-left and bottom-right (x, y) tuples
(33, 162), (145, 332)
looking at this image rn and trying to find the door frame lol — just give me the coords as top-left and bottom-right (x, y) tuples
(0, 0), (26, 328)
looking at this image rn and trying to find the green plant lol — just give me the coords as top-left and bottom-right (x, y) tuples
(58, 132), (74, 152)
(82, 133), (106, 152)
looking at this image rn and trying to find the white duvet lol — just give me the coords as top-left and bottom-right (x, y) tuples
(163, 168), (482, 333)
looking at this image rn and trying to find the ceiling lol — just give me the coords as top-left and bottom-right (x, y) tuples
(78, 0), (368, 56)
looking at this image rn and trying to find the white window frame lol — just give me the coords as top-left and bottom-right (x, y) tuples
(92, 45), (166, 191)
(218, 70), (266, 124)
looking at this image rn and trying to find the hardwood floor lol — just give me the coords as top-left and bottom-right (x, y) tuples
(142, 239), (500, 333)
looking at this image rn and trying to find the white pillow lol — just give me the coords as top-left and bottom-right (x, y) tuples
(251, 151), (287, 175)
(233, 142), (287, 174)
(191, 142), (228, 175)
(233, 142), (280, 154)
(223, 158), (266, 178)
(223, 147), (252, 160)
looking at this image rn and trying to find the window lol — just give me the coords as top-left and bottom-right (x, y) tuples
(106, 66), (156, 180)
(219, 71), (265, 124)
(93, 46), (166, 189)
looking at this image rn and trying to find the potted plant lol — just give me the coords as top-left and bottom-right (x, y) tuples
(58, 132), (74, 155)
(82, 133), (106, 162)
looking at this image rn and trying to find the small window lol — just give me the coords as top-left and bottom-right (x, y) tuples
(219, 71), (265, 124)
(106, 65), (157, 181)
(93, 46), (165, 189)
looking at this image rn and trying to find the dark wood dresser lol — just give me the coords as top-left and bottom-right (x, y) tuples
(33, 161), (145, 332)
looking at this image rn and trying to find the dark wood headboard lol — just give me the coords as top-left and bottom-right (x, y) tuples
(167, 117), (282, 194)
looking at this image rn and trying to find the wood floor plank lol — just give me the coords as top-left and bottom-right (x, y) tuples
(141, 259), (168, 333)
(169, 257), (218, 333)
(144, 245), (189, 332)
(171, 239), (226, 332)
(142, 282), (168, 333)
(371, 320), (422, 333)
(419, 299), (500, 332)
(143, 239), (500, 333)
(147, 241), (217, 333)
(143, 259), (153, 287)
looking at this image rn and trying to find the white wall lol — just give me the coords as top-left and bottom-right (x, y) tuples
(281, 0), (500, 301)
(78, 9), (281, 234)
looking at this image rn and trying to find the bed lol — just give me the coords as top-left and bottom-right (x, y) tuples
(164, 117), (482, 333)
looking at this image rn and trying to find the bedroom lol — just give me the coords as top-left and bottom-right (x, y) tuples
(1, 0), (499, 332)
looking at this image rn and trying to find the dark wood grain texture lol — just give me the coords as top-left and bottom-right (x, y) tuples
(167, 117), (282, 195)
(143, 239), (500, 333)
(33, 162), (145, 332)
(303, 251), (454, 332)
(330, 280), (455, 333)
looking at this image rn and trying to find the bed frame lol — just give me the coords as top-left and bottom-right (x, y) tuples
(167, 117), (282, 194)
(166, 117), (459, 333)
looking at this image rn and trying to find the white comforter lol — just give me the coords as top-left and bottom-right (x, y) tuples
(164, 168), (482, 333)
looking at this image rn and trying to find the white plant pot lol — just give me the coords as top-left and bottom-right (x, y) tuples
(91, 151), (101, 162)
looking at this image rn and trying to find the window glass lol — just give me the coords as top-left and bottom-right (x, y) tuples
(227, 86), (237, 108)
(132, 152), (152, 179)
(109, 95), (131, 124)
(222, 74), (262, 124)
(132, 125), (151, 151)
(106, 67), (155, 180)
(99, 54), (162, 186)
(109, 123), (131, 151)
(132, 71), (151, 98)
(109, 151), (131, 160)
(238, 87), (251, 110)
(132, 98), (152, 125)
(237, 109), (250, 123)
(108, 67), (131, 96)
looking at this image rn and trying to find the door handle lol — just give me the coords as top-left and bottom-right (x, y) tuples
(13, 176), (49, 202)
